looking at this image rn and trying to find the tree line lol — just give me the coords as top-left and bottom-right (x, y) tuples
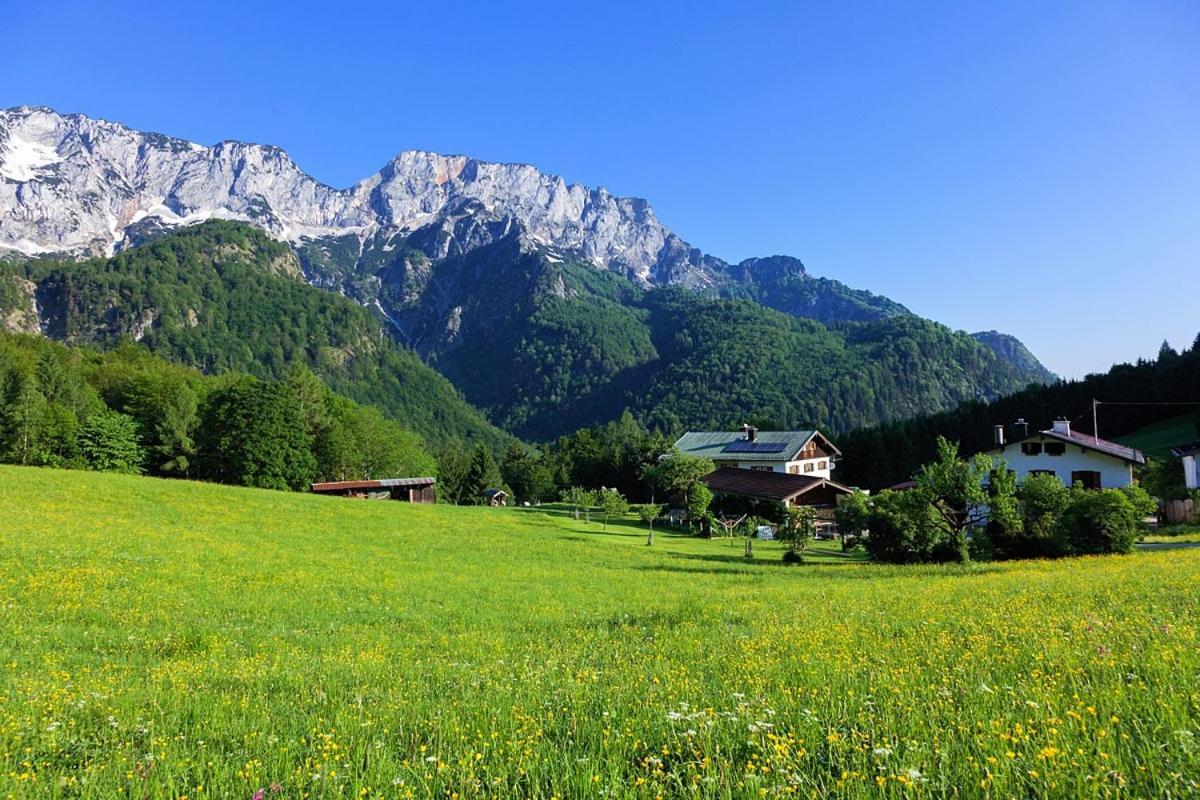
(0, 333), (434, 490)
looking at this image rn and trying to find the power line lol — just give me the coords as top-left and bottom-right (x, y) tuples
(1094, 401), (1200, 407)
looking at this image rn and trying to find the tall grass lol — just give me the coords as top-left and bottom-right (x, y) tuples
(1, 465), (1197, 798)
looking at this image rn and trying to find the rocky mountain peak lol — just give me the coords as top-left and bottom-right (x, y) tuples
(0, 107), (712, 285)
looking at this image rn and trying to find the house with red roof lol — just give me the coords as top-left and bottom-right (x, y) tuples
(982, 418), (1145, 489)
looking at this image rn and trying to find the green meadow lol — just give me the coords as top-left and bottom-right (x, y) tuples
(1, 465), (1198, 798)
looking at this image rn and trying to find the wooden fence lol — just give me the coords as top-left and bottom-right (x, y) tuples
(1162, 498), (1197, 525)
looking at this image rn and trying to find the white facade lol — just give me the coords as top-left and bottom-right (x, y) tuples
(1183, 454), (1199, 490)
(988, 434), (1135, 488)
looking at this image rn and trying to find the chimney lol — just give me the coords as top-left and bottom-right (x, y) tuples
(741, 424), (758, 442)
(993, 425), (1005, 446)
(1014, 418), (1029, 439)
(1051, 418), (1071, 436)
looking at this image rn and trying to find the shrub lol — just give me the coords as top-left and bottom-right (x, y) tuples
(1059, 489), (1141, 556)
(77, 410), (144, 474)
(863, 490), (951, 564)
(1119, 485), (1158, 519)
(1001, 473), (1072, 559)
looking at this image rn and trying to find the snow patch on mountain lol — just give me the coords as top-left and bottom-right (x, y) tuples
(0, 137), (62, 182)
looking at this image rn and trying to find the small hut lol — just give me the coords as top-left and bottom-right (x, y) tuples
(311, 477), (437, 503)
(483, 488), (508, 507)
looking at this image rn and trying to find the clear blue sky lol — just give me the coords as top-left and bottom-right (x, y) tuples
(4, 1), (1197, 378)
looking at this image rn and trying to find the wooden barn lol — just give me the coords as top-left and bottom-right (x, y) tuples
(310, 477), (437, 503)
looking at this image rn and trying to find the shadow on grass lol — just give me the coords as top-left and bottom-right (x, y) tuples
(635, 564), (762, 577)
(654, 550), (1006, 580)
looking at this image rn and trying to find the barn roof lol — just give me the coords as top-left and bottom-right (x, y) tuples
(701, 467), (854, 503)
(673, 430), (840, 462)
(311, 477), (437, 493)
(1170, 441), (1200, 458)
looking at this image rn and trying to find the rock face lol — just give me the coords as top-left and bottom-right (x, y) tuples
(0, 106), (719, 286)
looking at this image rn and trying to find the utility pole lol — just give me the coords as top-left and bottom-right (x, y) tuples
(1093, 399), (1100, 442)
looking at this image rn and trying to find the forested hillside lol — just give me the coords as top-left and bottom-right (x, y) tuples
(0, 332), (435, 488)
(1, 221), (1055, 448)
(0, 222), (509, 452)
(837, 338), (1200, 489)
(419, 252), (1055, 440)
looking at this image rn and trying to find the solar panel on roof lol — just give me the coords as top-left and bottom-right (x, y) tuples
(722, 440), (788, 454)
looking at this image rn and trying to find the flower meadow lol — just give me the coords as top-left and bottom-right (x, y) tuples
(1, 465), (1198, 798)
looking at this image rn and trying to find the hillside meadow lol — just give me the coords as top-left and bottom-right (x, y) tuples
(1, 466), (1198, 798)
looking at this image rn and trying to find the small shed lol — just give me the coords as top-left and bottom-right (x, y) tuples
(311, 477), (437, 503)
(483, 488), (508, 507)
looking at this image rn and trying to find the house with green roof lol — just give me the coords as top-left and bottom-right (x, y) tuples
(672, 425), (840, 479)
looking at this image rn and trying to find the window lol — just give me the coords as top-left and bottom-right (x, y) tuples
(1021, 442), (1043, 456)
(789, 464), (800, 474)
(1029, 469), (1056, 478)
(819, 460), (828, 469)
(1071, 470), (1101, 490)
(751, 465), (772, 472)
(1044, 442), (1066, 456)
(804, 463), (815, 473)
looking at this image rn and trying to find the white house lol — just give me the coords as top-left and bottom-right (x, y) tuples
(1169, 442), (1200, 490)
(983, 418), (1145, 489)
(673, 426), (839, 478)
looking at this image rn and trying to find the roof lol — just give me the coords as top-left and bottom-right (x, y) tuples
(311, 477), (436, 492)
(702, 467), (854, 503)
(673, 430), (841, 462)
(986, 428), (1146, 465)
(483, 488), (508, 497)
(1170, 441), (1200, 458)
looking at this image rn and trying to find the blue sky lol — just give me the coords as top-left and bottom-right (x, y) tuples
(3, 1), (1197, 377)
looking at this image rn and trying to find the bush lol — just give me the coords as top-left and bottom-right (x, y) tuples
(863, 490), (957, 564)
(1059, 489), (1141, 556)
(781, 549), (805, 565)
(1001, 473), (1072, 559)
(1119, 485), (1157, 519)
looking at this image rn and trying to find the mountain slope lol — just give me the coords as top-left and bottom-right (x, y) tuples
(971, 331), (1057, 383)
(0, 107), (1055, 439)
(0, 221), (509, 451)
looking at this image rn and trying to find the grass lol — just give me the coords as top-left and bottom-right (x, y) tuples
(1114, 412), (1198, 460)
(1141, 523), (1200, 544)
(1, 466), (1199, 798)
